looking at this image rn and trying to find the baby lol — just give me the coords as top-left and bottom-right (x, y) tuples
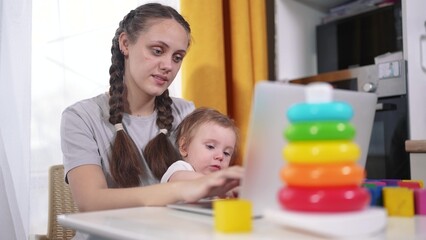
(161, 107), (239, 183)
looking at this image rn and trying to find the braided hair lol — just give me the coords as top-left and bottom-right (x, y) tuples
(108, 3), (191, 187)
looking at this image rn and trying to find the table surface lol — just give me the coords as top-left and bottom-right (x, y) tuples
(58, 207), (426, 240)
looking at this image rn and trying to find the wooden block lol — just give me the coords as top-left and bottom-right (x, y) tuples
(364, 185), (384, 206)
(383, 187), (414, 217)
(380, 179), (401, 186)
(414, 189), (426, 215)
(363, 181), (386, 187)
(214, 199), (252, 233)
(402, 179), (424, 188)
(398, 181), (421, 189)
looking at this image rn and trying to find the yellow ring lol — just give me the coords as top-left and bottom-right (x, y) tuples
(283, 141), (360, 164)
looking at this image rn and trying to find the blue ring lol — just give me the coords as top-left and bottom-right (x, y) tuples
(287, 102), (353, 122)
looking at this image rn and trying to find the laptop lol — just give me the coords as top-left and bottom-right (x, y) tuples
(168, 81), (377, 218)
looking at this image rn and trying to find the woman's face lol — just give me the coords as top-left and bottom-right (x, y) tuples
(121, 19), (189, 99)
(179, 122), (236, 175)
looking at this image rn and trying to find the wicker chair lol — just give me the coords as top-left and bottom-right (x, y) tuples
(37, 164), (79, 240)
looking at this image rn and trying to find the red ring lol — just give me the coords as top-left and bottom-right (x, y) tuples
(278, 186), (370, 212)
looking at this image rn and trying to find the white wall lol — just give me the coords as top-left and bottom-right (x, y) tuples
(402, 0), (426, 140)
(402, 0), (426, 183)
(275, 0), (324, 81)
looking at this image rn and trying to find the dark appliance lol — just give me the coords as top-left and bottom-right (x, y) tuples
(290, 52), (410, 180)
(316, 2), (402, 73)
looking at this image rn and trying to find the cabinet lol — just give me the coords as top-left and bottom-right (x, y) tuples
(275, 0), (426, 178)
(275, 0), (425, 137)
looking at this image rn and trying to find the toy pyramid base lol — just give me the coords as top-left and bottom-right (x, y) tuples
(264, 207), (387, 238)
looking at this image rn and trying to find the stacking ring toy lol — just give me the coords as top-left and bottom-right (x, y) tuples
(283, 141), (360, 164)
(287, 102), (353, 122)
(285, 121), (355, 142)
(280, 163), (365, 187)
(278, 186), (370, 212)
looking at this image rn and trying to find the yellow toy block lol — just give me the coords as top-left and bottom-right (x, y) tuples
(383, 187), (415, 217)
(402, 179), (424, 188)
(213, 199), (252, 233)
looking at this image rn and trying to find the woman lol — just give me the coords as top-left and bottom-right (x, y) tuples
(60, 3), (243, 213)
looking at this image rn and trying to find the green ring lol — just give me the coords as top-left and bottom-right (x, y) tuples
(284, 121), (355, 141)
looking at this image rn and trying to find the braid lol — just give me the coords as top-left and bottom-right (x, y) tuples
(109, 30), (125, 124)
(155, 90), (174, 131)
(107, 16), (143, 188)
(144, 91), (181, 179)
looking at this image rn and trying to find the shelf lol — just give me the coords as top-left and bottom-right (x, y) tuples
(295, 0), (351, 12)
(406, 140), (426, 153)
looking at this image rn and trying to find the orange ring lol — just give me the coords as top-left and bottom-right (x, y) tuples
(280, 163), (365, 187)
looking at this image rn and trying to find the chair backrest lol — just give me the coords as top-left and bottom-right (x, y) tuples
(46, 164), (79, 240)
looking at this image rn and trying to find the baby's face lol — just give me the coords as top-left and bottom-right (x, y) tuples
(182, 122), (236, 174)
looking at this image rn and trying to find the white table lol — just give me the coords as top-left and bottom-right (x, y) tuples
(58, 207), (426, 240)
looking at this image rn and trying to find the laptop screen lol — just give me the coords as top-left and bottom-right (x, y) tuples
(239, 81), (377, 217)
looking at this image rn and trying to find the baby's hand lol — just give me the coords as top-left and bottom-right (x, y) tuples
(224, 186), (240, 198)
(180, 166), (243, 203)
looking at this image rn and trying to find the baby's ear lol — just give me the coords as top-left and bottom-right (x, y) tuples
(178, 137), (188, 157)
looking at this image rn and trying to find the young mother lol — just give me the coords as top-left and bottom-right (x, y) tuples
(60, 3), (242, 213)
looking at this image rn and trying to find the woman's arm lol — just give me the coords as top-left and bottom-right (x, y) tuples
(68, 164), (243, 212)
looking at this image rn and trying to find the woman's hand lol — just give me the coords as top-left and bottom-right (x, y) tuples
(178, 165), (244, 203)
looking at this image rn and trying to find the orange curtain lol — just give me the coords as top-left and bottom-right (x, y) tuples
(180, 0), (268, 165)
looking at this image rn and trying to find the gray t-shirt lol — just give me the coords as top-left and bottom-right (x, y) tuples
(60, 92), (195, 187)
